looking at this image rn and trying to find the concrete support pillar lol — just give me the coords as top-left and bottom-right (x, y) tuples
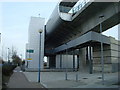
(73, 53), (75, 71)
(56, 54), (77, 69)
(88, 46), (93, 74)
(60, 54), (62, 69)
(77, 55), (80, 71)
(76, 54), (79, 82)
(56, 54), (62, 69)
(79, 48), (86, 72)
(86, 47), (89, 65)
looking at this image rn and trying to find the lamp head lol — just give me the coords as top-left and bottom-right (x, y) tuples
(99, 15), (104, 18)
(38, 29), (43, 33)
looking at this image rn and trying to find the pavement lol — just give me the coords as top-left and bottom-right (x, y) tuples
(7, 67), (45, 88)
(23, 71), (120, 88)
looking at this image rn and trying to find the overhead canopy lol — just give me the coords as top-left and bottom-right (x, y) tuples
(45, 31), (111, 54)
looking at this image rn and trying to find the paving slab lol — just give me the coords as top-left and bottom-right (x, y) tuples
(24, 71), (119, 88)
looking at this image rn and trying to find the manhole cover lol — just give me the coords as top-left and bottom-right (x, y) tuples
(98, 77), (102, 79)
(82, 77), (88, 79)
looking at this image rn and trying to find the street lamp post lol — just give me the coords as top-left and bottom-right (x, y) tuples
(8, 48), (10, 63)
(99, 15), (104, 85)
(65, 43), (68, 80)
(20, 54), (22, 60)
(38, 29), (43, 83)
(27, 51), (30, 68)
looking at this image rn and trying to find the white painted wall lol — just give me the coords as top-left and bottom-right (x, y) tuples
(28, 17), (45, 69)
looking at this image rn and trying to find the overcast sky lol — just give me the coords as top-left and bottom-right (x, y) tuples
(0, 1), (58, 60)
(0, 1), (119, 60)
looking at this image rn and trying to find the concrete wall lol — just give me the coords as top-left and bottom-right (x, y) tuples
(78, 48), (88, 71)
(56, 54), (77, 69)
(27, 17), (45, 69)
(55, 47), (89, 71)
(93, 37), (120, 72)
(110, 37), (120, 72)
(93, 45), (111, 64)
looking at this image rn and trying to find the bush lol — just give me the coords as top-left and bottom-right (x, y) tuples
(2, 63), (17, 89)
(2, 64), (17, 76)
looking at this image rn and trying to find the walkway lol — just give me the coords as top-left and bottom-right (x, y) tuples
(24, 71), (119, 88)
(7, 67), (45, 88)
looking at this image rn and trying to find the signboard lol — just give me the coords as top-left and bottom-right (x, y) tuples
(26, 58), (32, 60)
(26, 49), (34, 53)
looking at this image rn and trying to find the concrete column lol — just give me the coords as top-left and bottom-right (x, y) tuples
(60, 54), (62, 69)
(88, 46), (93, 74)
(79, 48), (86, 72)
(56, 54), (76, 69)
(86, 47), (89, 65)
(73, 54), (75, 71)
(56, 54), (62, 69)
(77, 55), (80, 71)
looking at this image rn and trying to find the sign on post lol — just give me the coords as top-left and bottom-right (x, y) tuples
(26, 49), (34, 53)
(26, 58), (32, 61)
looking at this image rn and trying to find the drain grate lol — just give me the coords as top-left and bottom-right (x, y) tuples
(112, 82), (120, 85)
